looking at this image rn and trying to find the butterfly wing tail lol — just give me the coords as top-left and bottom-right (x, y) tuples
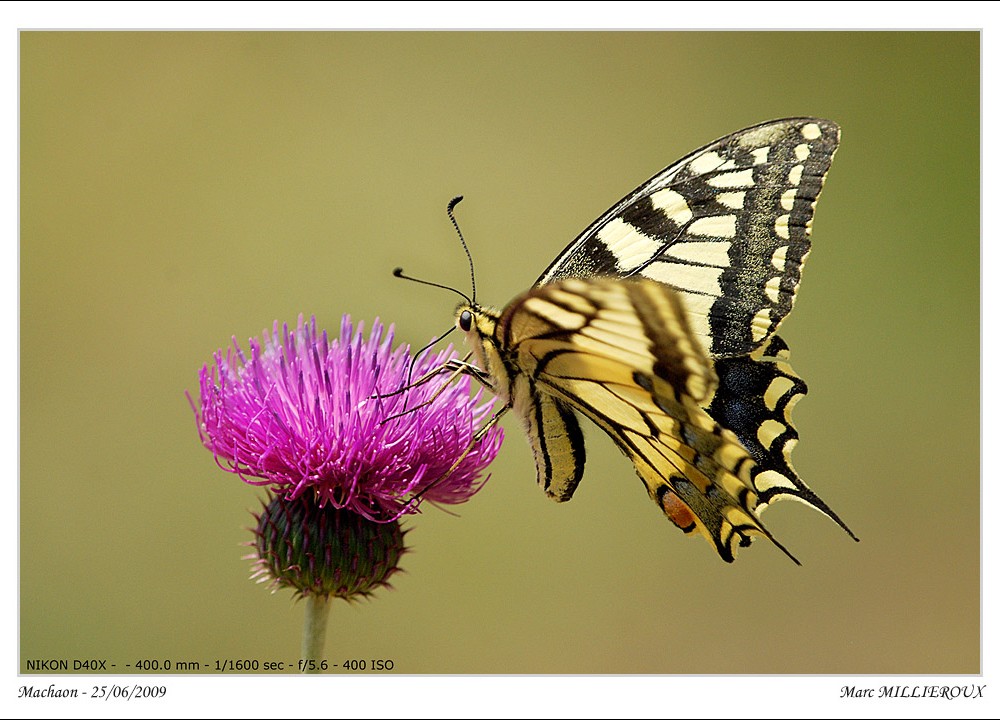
(707, 335), (858, 541)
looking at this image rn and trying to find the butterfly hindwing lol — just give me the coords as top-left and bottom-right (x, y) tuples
(497, 277), (797, 562)
(536, 118), (840, 359)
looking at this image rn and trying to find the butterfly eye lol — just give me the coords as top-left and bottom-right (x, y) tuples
(459, 310), (473, 332)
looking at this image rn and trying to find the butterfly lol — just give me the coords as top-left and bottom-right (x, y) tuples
(436, 118), (857, 563)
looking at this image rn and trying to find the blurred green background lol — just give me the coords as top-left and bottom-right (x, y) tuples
(20, 32), (979, 674)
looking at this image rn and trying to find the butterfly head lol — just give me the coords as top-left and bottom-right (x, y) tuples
(455, 302), (499, 341)
(453, 301), (506, 392)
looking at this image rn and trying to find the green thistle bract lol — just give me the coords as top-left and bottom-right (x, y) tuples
(251, 492), (407, 600)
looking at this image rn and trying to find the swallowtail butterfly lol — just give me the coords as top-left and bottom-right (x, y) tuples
(447, 118), (857, 562)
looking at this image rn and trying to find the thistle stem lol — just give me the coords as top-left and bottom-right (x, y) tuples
(301, 594), (331, 673)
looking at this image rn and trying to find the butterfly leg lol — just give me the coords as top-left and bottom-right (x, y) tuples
(378, 355), (497, 425)
(436, 358), (495, 391)
(372, 352), (479, 399)
(405, 406), (509, 508)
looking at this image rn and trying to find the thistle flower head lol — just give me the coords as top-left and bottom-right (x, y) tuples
(191, 315), (503, 521)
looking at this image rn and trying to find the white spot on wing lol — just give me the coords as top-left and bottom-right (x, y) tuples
(754, 469), (797, 492)
(771, 245), (788, 271)
(794, 143), (810, 161)
(559, 278), (592, 294)
(643, 261), (723, 297)
(788, 165), (803, 186)
(801, 122), (822, 140)
(716, 191), (745, 210)
(689, 151), (724, 175)
(780, 188), (797, 211)
(751, 147), (769, 165)
(707, 169), (755, 189)
(650, 188), (693, 224)
(756, 418), (787, 449)
(775, 214), (790, 240)
(765, 276), (782, 304)
(662, 241), (732, 268)
(763, 375), (796, 411)
(737, 123), (787, 148)
(597, 218), (661, 272)
(751, 307), (771, 342)
(688, 215), (737, 238)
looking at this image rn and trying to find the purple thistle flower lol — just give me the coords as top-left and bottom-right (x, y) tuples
(190, 315), (504, 522)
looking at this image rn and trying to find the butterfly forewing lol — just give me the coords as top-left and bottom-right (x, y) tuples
(536, 118), (840, 359)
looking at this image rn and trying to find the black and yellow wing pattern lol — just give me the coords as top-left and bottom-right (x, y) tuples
(498, 278), (805, 562)
(456, 117), (856, 562)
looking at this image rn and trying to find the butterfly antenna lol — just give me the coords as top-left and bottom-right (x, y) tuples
(447, 195), (476, 303)
(392, 267), (472, 306)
